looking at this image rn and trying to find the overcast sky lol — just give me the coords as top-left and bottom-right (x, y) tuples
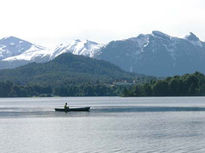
(0, 0), (205, 48)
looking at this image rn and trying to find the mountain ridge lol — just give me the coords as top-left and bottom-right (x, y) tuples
(0, 31), (205, 76)
(0, 53), (142, 85)
(97, 31), (205, 76)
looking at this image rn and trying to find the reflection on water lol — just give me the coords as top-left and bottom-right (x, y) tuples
(0, 97), (205, 153)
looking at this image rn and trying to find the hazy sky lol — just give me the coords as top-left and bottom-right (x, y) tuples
(0, 0), (205, 48)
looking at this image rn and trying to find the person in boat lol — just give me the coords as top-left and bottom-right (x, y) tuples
(64, 102), (69, 110)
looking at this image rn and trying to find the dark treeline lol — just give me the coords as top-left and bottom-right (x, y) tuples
(122, 72), (205, 96)
(0, 81), (125, 97)
(1, 72), (205, 97)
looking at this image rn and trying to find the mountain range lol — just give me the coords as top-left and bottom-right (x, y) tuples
(0, 31), (205, 76)
(0, 36), (103, 69)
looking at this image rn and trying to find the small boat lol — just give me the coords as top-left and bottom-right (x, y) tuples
(55, 107), (90, 112)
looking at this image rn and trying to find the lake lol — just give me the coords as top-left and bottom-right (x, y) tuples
(1, 97), (205, 153)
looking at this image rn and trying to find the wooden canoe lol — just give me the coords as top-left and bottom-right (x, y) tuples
(55, 107), (90, 112)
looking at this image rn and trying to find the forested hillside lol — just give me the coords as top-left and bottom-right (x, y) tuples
(0, 53), (152, 97)
(0, 53), (144, 85)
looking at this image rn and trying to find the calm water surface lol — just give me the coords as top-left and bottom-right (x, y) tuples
(1, 97), (205, 153)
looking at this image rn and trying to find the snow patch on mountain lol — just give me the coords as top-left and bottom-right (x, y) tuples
(3, 45), (51, 61)
(130, 34), (150, 49)
(51, 39), (103, 59)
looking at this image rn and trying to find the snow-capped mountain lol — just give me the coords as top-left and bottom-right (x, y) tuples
(1, 31), (205, 76)
(3, 45), (51, 62)
(0, 37), (102, 69)
(97, 31), (205, 76)
(0, 36), (51, 62)
(0, 36), (33, 60)
(2, 38), (102, 62)
(51, 39), (103, 59)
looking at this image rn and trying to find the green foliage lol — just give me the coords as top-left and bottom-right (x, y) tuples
(122, 72), (205, 97)
(0, 81), (128, 97)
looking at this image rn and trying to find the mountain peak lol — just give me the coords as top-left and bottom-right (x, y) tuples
(85, 40), (98, 45)
(2, 36), (19, 40)
(0, 36), (34, 60)
(185, 32), (200, 41)
(0, 36), (32, 46)
(152, 31), (171, 39)
(50, 39), (103, 59)
(75, 39), (81, 42)
(1, 36), (30, 43)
